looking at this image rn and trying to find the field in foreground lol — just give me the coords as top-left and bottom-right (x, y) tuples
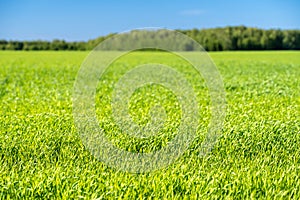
(0, 51), (300, 199)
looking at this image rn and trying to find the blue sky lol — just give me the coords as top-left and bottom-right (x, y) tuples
(0, 0), (299, 41)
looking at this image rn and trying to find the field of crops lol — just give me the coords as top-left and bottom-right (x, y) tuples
(0, 51), (299, 199)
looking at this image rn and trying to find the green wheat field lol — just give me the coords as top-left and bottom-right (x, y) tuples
(0, 51), (300, 199)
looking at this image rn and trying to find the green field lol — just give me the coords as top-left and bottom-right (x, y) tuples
(0, 51), (300, 199)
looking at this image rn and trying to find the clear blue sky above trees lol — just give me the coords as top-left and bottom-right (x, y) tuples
(0, 0), (299, 41)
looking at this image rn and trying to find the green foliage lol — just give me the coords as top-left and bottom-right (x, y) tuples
(0, 51), (299, 198)
(1, 26), (300, 51)
(182, 26), (300, 51)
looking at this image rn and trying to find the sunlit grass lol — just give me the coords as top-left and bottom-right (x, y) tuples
(0, 51), (299, 199)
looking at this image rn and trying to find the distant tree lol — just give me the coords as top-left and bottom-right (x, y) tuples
(0, 40), (8, 50)
(0, 26), (299, 51)
(51, 40), (68, 50)
(283, 30), (300, 50)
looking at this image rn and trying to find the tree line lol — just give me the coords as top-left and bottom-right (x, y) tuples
(0, 26), (299, 51)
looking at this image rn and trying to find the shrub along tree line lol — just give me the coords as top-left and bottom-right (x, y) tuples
(0, 26), (299, 51)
